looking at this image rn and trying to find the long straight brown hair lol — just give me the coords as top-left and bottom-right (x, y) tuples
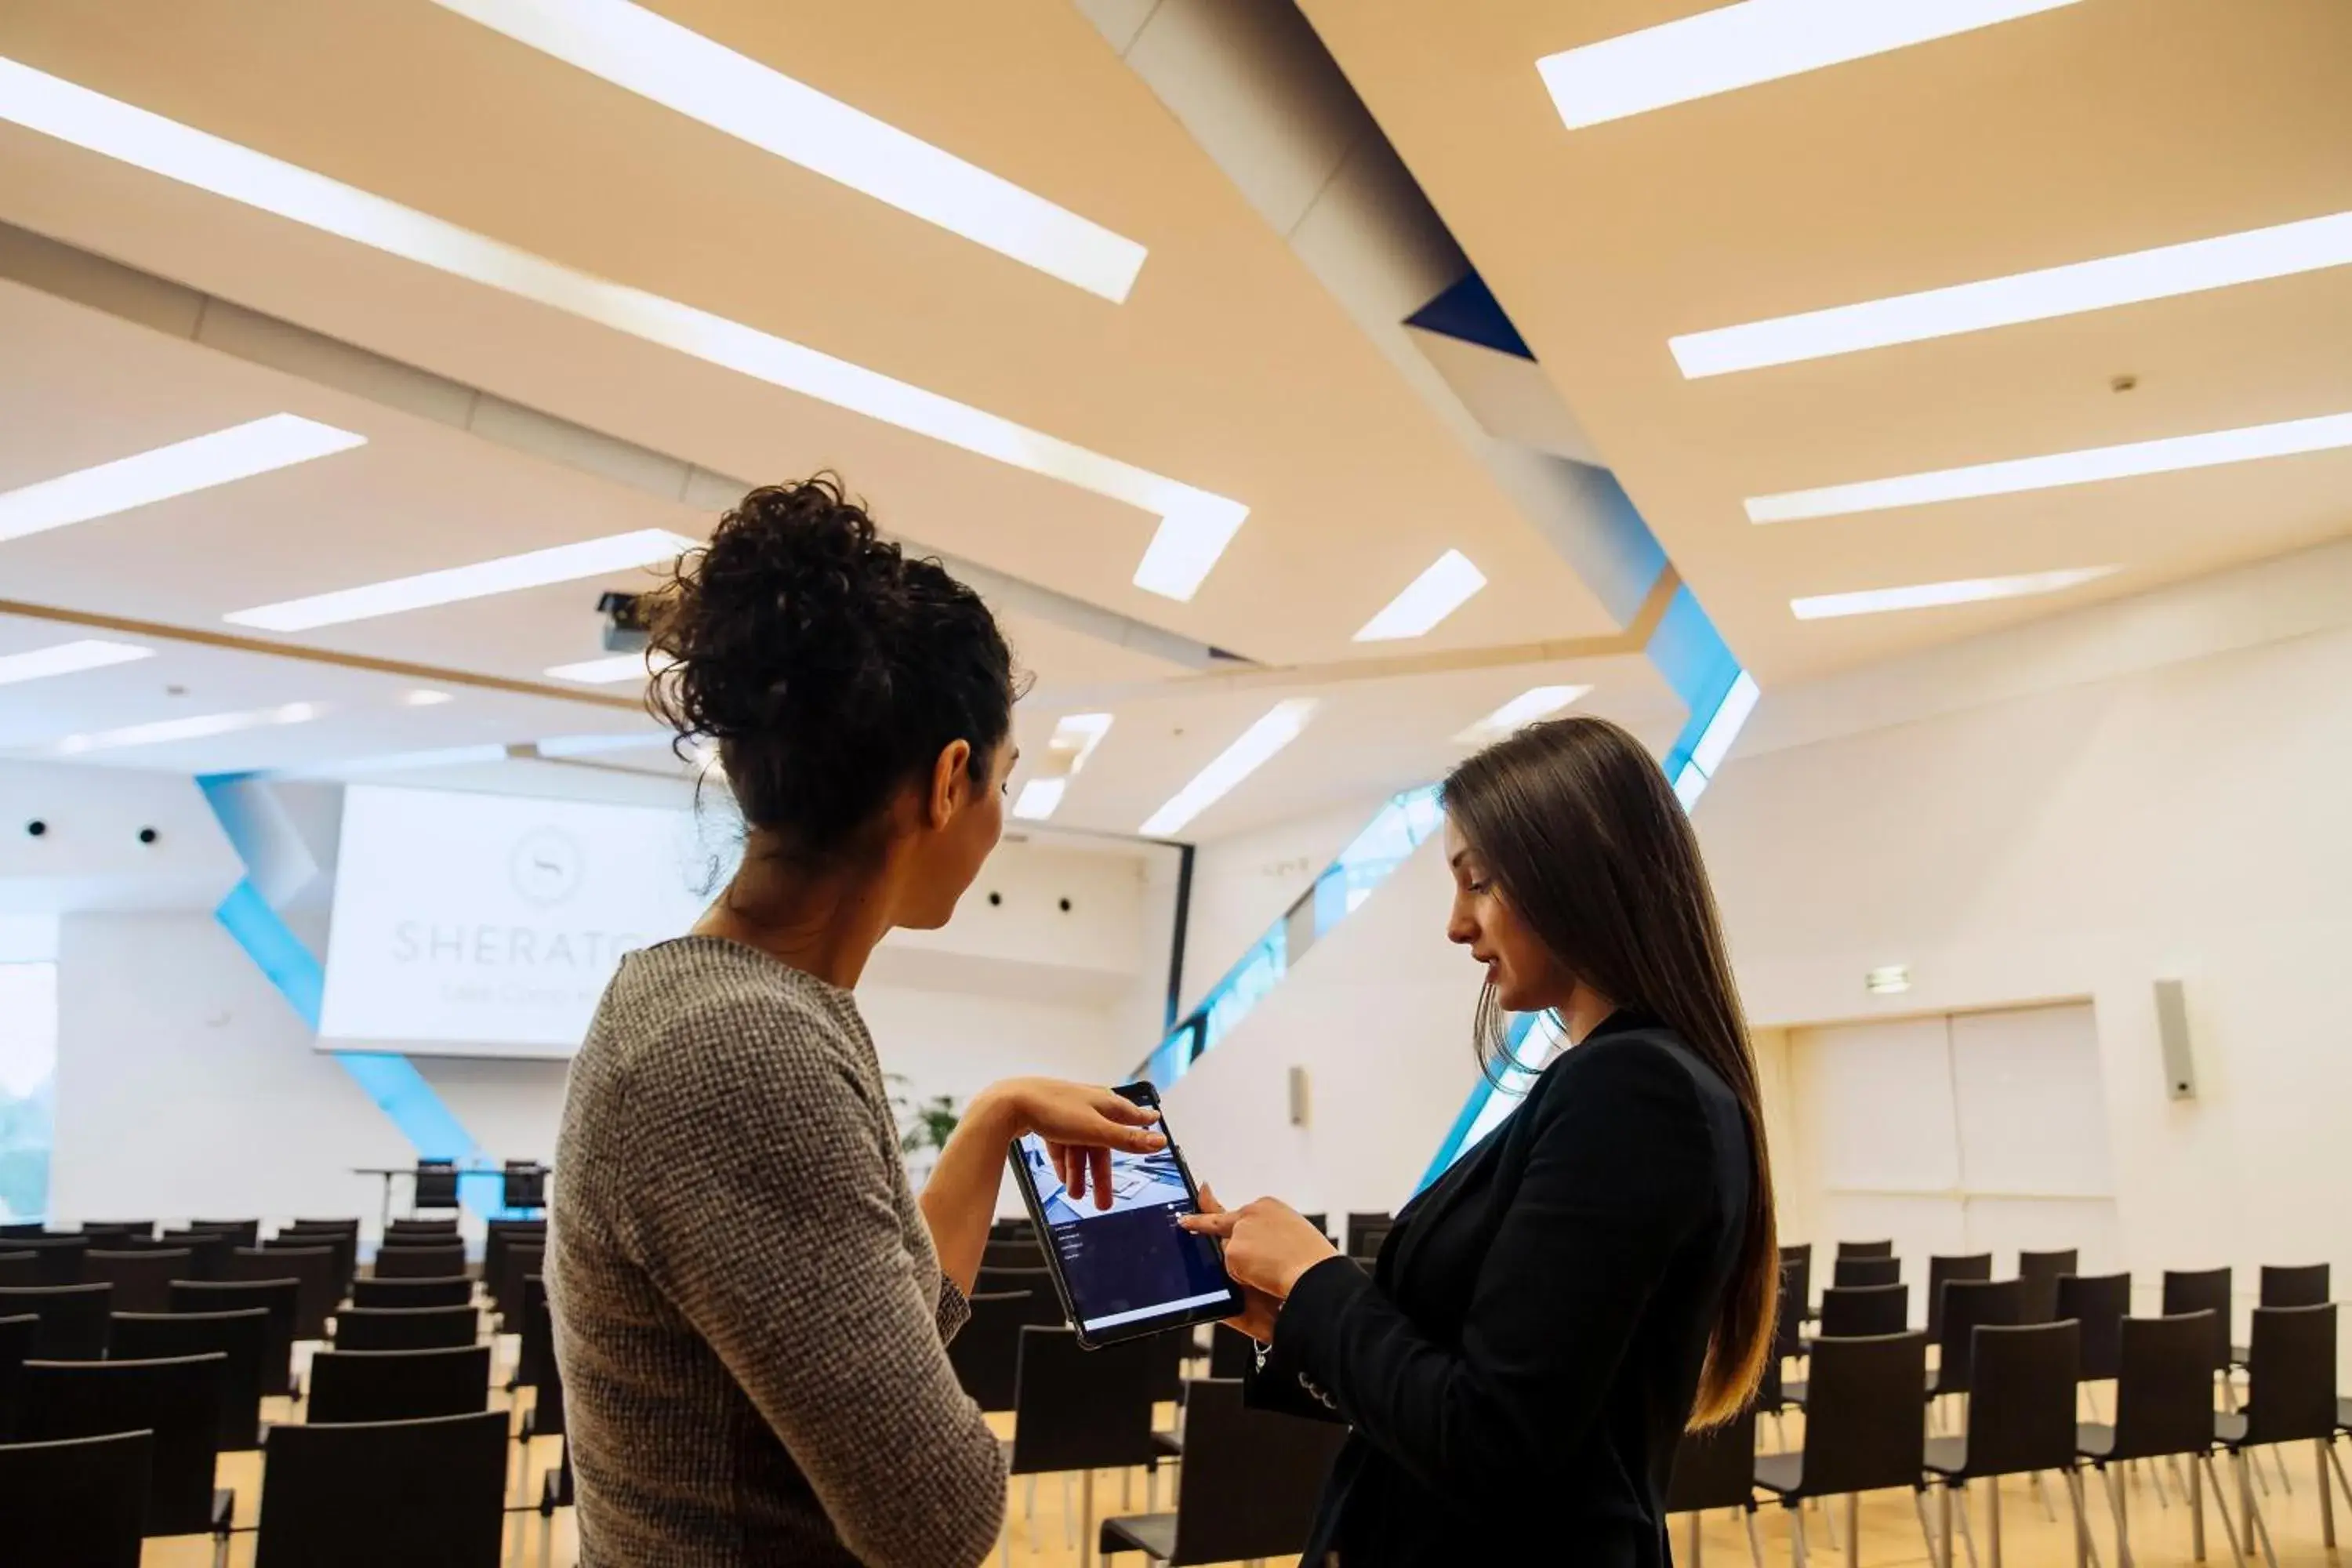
(1441, 714), (1777, 1428)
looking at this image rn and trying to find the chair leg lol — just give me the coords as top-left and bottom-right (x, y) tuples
(1914, 1488), (1942, 1568)
(2199, 1456), (2247, 1568)
(2235, 1451), (2278, 1568)
(1823, 1493), (1841, 1551)
(2190, 1449), (2206, 1563)
(1689, 1510), (1704, 1568)
(1955, 1481), (1982, 1568)
(2326, 1443), (2352, 1544)
(2063, 1467), (2098, 1568)
(2315, 1440), (2335, 1549)
(1746, 1505), (1769, 1568)
(2034, 1471), (2059, 1523)
(1941, 1480), (1958, 1568)
(2102, 1467), (2130, 1568)
(1080, 1468), (1095, 1568)
(1989, 1476), (2004, 1568)
(1790, 1502), (1809, 1568)
(1846, 1493), (1860, 1568)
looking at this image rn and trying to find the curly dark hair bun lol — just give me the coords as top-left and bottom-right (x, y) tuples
(648, 476), (1014, 857)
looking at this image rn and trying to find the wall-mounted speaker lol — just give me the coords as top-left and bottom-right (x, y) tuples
(2154, 978), (2197, 1101)
(1287, 1065), (1310, 1128)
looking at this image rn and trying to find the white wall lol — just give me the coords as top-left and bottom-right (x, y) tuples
(1177, 796), (1386, 1018)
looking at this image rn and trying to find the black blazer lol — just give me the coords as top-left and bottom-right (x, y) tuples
(1250, 1012), (1752, 1566)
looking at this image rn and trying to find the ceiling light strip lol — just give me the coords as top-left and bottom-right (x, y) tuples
(0, 413), (365, 543)
(226, 528), (697, 631)
(58, 700), (326, 755)
(546, 650), (677, 684)
(428, 0), (1146, 303)
(0, 57), (1243, 601)
(1353, 550), (1487, 642)
(1538, 0), (2080, 130)
(1139, 699), (1316, 838)
(1790, 566), (2115, 620)
(0, 638), (153, 687)
(1454, 683), (1591, 744)
(1748, 411), (2352, 523)
(1675, 210), (2352, 377)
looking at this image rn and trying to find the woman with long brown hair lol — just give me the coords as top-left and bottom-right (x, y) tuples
(1182, 715), (1777, 1566)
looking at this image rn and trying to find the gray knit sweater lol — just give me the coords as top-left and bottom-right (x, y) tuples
(549, 936), (1007, 1566)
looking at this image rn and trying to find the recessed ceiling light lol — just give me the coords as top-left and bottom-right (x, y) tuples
(1012, 778), (1068, 822)
(399, 688), (456, 706)
(1791, 566), (2115, 620)
(289, 742), (511, 776)
(1140, 699), (1316, 837)
(1454, 684), (1592, 744)
(225, 529), (696, 632)
(56, 700), (325, 754)
(1047, 712), (1114, 774)
(0, 58), (1245, 601)
(532, 731), (674, 757)
(1538, 0), (2080, 130)
(1675, 210), (2352, 378)
(428, 0), (1147, 303)
(1354, 550), (1487, 642)
(0, 414), (365, 543)
(0, 639), (154, 688)
(546, 651), (677, 684)
(1748, 411), (2352, 524)
(1865, 964), (1912, 996)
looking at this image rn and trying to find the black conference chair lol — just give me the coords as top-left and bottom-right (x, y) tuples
(1007, 1327), (1160, 1555)
(1143, 1325), (1189, 1404)
(383, 1218), (459, 1240)
(111, 1308), (270, 1451)
(307, 1344), (492, 1424)
(1833, 1255), (1901, 1291)
(983, 1239), (1045, 1271)
(82, 1248), (189, 1316)
(289, 1218), (362, 1236)
(0, 1221), (40, 1239)
(1301, 1212), (1331, 1243)
(335, 1305), (477, 1352)
(1098, 1377), (1348, 1566)
(0, 1250), (38, 1287)
(1925, 1254), (1993, 1339)
(0, 1312), (33, 1431)
(1755, 1331), (1938, 1566)
(2216, 1303), (2342, 1568)
(18, 1353), (234, 1541)
(1820, 1283), (1910, 1341)
(351, 1275), (472, 1311)
(517, 1288), (566, 1448)
(949, 1290), (1052, 1413)
(1927, 1279), (2024, 1400)
(1665, 1406), (1766, 1568)
(975, 1264), (1055, 1301)
(223, 1247), (336, 1341)
(491, 1242), (543, 1325)
(77, 1221), (155, 1244)
(410, 1159), (463, 1214)
(2161, 1269), (2234, 1387)
(1923, 1320), (2085, 1568)
(2056, 1273), (2130, 1387)
(512, 1276), (557, 1393)
(1782, 1243), (1814, 1324)
(0, 1282), (113, 1359)
(0, 1428), (153, 1567)
(2078, 1311), (2239, 1568)
(2016, 1250), (2078, 1324)
(1838, 1240), (1896, 1260)
(256, 1409), (509, 1568)
(8, 1236), (89, 1285)
(1772, 1262), (1805, 1377)
(1345, 1212), (1394, 1261)
(373, 1242), (467, 1281)
(188, 1221), (261, 1247)
(156, 1229), (235, 1280)
(501, 1161), (548, 1211)
(267, 1231), (357, 1295)
(1207, 1323), (1258, 1381)
(2232, 1265), (2331, 1366)
(170, 1279), (299, 1399)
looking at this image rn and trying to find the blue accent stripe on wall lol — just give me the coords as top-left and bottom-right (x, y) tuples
(198, 775), (515, 1218)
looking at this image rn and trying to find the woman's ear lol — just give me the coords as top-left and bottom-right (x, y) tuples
(927, 739), (974, 829)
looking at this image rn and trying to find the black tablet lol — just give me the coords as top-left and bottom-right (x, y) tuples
(1003, 1081), (1242, 1348)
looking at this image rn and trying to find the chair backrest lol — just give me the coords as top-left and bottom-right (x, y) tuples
(2161, 1269), (2234, 1370)
(78, 1221), (156, 1244)
(2257, 1263), (2329, 1308)
(111, 1308), (270, 1452)
(157, 1230), (234, 1280)
(515, 1275), (557, 1388)
(500, 1162), (548, 1210)
(524, 1288), (566, 1439)
(270, 1231), (357, 1293)
(2109, 1311), (2222, 1461)
(0, 1249), (37, 1287)
(0, 1282), (114, 1359)
(1780, 1244), (1813, 1327)
(1665, 1405), (1759, 1513)
(307, 1344), (492, 1424)
(335, 1305), (478, 1352)
(974, 1264), (1054, 1300)
(1796, 1331), (1930, 1497)
(0, 1312), (34, 1431)
(1926, 1254), (1994, 1338)
(374, 1242), (467, 1280)
(982, 1240), (1044, 1272)
(383, 1218), (459, 1237)
(83, 1250), (189, 1316)
(19, 1353), (224, 1536)
(411, 1160), (462, 1211)
(1145, 1323), (1189, 1402)
(290, 1219), (361, 1235)
(492, 1243), (543, 1321)
(483, 1224), (543, 1310)
(1773, 1261), (1803, 1363)
(1935, 1279), (2025, 1393)
(1007, 1326), (1159, 1474)
(1818, 1283), (1908, 1339)
(256, 1409), (509, 1568)
(1962, 1320), (2080, 1476)
(1833, 1255), (1901, 1290)
(1301, 1212), (1330, 1242)
(1838, 1240), (1895, 1259)
(1344, 1212), (1393, 1259)
(1169, 1377), (1350, 1565)
(352, 1275), (473, 1311)
(0, 1222), (39, 1239)
(2016, 1250), (2079, 1323)
(2241, 1302), (2337, 1446)
(9, 1236), (89, 1286)
(168, 1279), (298, 1396)
(946, 1290), (1039, 1413)
(0, 1428), (152, 1566)
(2056, 1272), (2131, 1381)
(227, 1247), (336, 1341)
(188, 1220), (261, 1247)
(1209, 1322), (1258, 1381)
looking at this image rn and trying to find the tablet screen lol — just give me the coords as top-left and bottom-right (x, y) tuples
(1011, 1130), (1236, 1336)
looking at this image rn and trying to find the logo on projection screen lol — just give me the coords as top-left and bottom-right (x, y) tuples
(509, 827), (585, 907)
